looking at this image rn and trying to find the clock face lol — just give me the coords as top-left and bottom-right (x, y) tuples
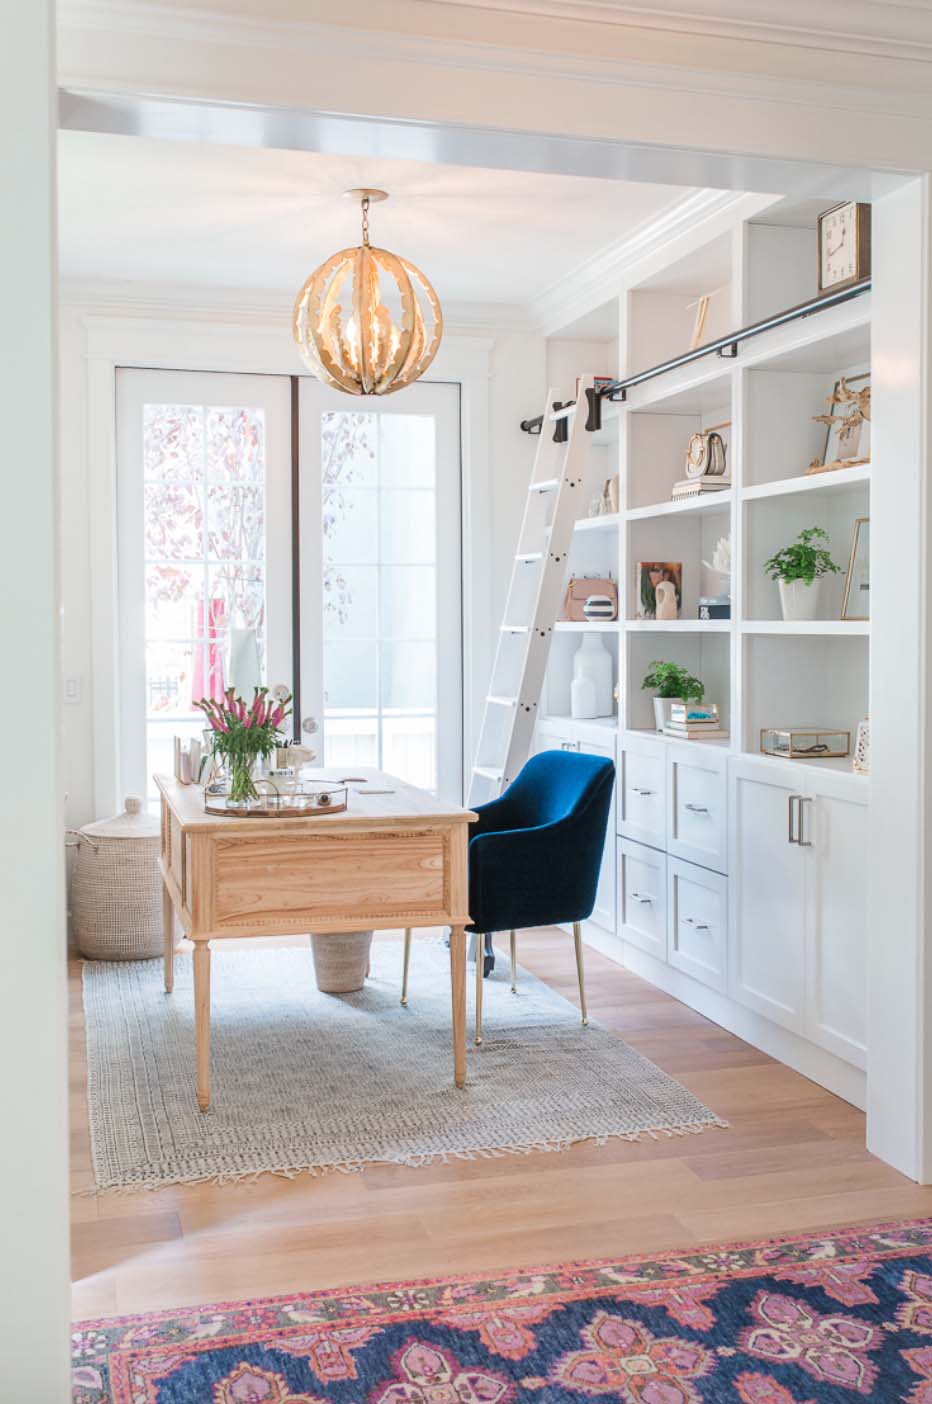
(821, 203), (859, 289)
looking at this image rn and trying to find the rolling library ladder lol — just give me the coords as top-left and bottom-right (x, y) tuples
(469, 375), (599, 806)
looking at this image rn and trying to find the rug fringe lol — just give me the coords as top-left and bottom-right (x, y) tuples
(76, 1118), (729, 1195)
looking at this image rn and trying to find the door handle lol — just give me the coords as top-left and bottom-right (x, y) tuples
(682, 916), (710, 930)
(684, 803), (709, 814)
(632, 787), (655, 797)
(798, 795), (813, 847)
(630, 891), (653, 904)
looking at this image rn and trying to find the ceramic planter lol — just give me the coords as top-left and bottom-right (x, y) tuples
(653, 697), (677, 731)
(778, 578), (822, 621)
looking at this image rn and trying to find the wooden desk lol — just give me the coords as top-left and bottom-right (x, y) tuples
(156, 770), (476, 1111)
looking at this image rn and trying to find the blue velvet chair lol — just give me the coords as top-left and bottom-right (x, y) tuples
(400, 750), (615, 1046)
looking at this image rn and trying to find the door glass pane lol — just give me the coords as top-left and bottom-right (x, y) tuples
(322, 411), (439, 788)
(140, 402), (268, 799)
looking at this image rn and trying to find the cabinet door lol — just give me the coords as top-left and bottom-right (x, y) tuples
(728, 759), (806, 1032)
(804, 775), (869, 1069)
(619, 734), (666, 850)
(667, 746), (727, 874)
(668, 857), (727, 992)
(618, 838), (667, 960)
(578, 735), (617, 933)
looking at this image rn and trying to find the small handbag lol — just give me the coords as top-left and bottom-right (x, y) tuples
(685, 430), (727, 480)
(562, 576), (618, 622)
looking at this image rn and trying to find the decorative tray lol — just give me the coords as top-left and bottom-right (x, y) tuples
(204, 780), (348, 818)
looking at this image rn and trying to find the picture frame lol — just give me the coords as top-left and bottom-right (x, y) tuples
(807, 373), (870, 474)
(841, 516), (870, 621)
(637, 561), (682, 620)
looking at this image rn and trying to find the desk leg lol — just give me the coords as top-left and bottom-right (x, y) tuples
(449, 925), (467, 1089)
(194, 940), (211, 1112)
(162, 882), (174, 994)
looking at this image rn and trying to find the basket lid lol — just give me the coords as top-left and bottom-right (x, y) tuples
(81, 796), (160, 839)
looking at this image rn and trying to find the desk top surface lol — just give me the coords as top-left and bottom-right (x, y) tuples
(156, 768), (478, 834)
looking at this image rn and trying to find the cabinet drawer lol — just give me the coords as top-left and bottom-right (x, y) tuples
(618, 838), (667, 961)
(667, 857), (727, 992)
(619, 740), (666, 849)
(667, 749), (727, 873)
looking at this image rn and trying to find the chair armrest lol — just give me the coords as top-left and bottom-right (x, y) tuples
(470, 792), (522, 839)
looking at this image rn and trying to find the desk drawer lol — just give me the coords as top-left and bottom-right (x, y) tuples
(208, 829), (449, 933)
(617, 838), (667, 961)
(619, 739), (666, 849)
(667, 856), (727, 992)
(667, 748), (727, 873)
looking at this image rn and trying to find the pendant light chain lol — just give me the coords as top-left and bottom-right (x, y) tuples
(361, 195), (370, 247)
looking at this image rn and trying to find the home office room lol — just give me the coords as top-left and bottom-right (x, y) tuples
(7, 3), (932, 1399)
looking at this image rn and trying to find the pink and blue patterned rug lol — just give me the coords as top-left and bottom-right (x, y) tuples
(73, 1217), (932, 1402)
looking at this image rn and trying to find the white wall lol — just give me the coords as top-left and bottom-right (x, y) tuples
(0, 1), (71, 1392)
(58, 293), (545, 827)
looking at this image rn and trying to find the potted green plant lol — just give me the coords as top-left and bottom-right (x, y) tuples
(764, 526), (841, 621)
(641, 661), (705, 732)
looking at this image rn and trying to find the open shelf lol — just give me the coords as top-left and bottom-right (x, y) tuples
(554, 620), (620, 633)
(626, 619), (731, 633)
(574, 513), (620, 533)
(540, 714), (617, 732)
(627, 492), (732, 522)
(625, 726), (732, 752)
(741, 620), (869, 636)
(742, 464), (870, 503)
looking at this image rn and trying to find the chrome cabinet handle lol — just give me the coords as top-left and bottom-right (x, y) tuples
(632, 786), (654, 797)
(684, 803), (709, 814)
(798, 795), (813, 847)
(788, 793), (801, 844)
(682, 916), (710, 930)
(630, 891), (653, 904)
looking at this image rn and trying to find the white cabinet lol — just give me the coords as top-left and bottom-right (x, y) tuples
(729, 760), (806, 1032)
(728, 757), (868, 1059)
(618, 838), (667, 960)
(535, 722), (616, 933)
(804, 771), (869, 1070)
(668, 857), (727, 992)
(667, 745), (727, 873)
(618, 733), (666, 850)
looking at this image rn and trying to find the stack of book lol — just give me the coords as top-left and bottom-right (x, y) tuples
(663, 702), (728, 741)
(671, 475), (732, 500)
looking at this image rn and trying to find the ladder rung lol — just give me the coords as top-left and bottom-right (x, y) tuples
(474, 766), (504, 781)
(515, 551), (542, 563)
(500, 624), (529, 634)
(529, 478), (559, 493)
(487, 695), (517, 706)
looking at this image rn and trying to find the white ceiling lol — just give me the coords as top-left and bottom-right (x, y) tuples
(57, 132), (691, 313)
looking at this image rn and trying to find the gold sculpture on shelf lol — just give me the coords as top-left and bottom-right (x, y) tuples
(806, 375), (871, 475)
(293, 188), (443, 396)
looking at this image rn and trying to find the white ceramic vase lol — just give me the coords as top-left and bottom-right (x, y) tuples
(571, 633), (613, 718)
(778, 578), (822, 621)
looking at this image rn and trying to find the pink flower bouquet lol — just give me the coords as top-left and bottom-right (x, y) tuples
(195, 687), (293, 803)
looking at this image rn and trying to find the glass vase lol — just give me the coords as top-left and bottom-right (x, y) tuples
(228, 756), (260, 805)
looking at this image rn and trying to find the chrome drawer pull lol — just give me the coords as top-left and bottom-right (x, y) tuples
(684, 803), (709, 814)
(682, 916), (710, 930)
(630, 891), (653, 904)
(631, 787), (655, 797)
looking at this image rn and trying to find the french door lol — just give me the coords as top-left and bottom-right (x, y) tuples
(298, 380), (463, 802)
(116, 370), (294, 803)
(116, 370), (463, 805)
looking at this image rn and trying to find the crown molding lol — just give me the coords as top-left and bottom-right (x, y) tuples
(59, 277), (536, 336)
(529, 188), (748, 335)
(58, 1), (932, 120)
(423, 0), (932, 64)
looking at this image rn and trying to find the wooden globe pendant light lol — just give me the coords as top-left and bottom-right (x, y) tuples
(293, 189), (443, 396)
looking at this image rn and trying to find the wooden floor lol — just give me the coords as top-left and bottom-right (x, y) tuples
(70, 929), (932, 1321)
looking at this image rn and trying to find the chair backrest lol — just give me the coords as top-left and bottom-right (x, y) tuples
(505, 749), (614, 830)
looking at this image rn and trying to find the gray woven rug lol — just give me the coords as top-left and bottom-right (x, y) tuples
(82, 940), (726, 1190)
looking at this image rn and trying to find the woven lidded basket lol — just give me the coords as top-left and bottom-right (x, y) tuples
(69, 797), (165, 960)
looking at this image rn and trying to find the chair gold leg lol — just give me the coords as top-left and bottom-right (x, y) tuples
(401, 927), (412, 1006)
(475, 934), (484, 1045)
(573, 921), (589, 1026)
(510, 930), (517, 993)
